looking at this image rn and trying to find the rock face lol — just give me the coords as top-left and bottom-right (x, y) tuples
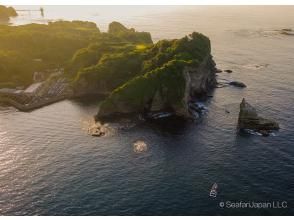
(181, 56), (217, 116)
(238, 98), (279, 132)
(96, 55), (216, 120)
(95, 32), (217, 120)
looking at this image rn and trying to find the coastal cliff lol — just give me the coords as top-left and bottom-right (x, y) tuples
(0, 21), (216, 118)
(96, 56), (216, 119)
(96, 33), (217, 120)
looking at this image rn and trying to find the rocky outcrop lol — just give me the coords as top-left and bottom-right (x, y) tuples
(95, 32), (217, 121)
(180, 55), (217, 117)
(96, 55), (217, 120)
(229, 81), (246, 88)
(0, 5), (18, 22)
(238, 98), (279, 134)
(280, 28), (294, 36)
(108, 21), (152, 44)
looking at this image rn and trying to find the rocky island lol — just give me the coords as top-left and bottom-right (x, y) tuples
(0, 20), (216, 121)
(0, 5), (17, 22)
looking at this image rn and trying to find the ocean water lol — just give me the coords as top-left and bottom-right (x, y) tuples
(1, 6), (294, 215)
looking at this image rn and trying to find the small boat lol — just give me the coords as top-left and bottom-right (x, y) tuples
(210, 183), (218, 198)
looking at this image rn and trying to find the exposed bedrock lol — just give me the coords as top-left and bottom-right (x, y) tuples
(238, 98), (279, 134)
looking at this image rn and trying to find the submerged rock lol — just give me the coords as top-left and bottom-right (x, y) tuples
(188, 101), (208, 118)
(224, 69), (233, 73)
(215, 68), (223, 73)
(88, 122), (114, 137)
(238, 98), (279, 134)
(229, 81), (247, 88)
(88, 122), (106, 136)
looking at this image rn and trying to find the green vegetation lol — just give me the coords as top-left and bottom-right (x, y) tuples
(72, 31), (209, 95)
(0, 21), (152, 88)
(97, 32), (211, 117)
(108, 21), (152, 44)
(70, 42), (149, 93)
(98, 60), (188, 116)
(0, 18), (212, 117)
(0, 5), (17, 22)
(0, 21), (100, 87)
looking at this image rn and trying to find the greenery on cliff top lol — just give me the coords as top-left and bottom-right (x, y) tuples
(0, 21), (152, 88)
(97, 32), (211, 116)
(98, 60), (189, 116)
(72, 32), (209, 92)
(0, 5), (17, 22)
(0, 18), (211, 117)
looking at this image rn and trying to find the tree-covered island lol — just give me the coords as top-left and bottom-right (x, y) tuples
(0, 19), (217, 121)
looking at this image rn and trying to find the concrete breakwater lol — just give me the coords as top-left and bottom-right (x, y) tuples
(0, 94), (71, 112)
(0, 76), (73, 111)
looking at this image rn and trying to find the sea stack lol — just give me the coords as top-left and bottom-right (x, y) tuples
(238, 98), (279, 134)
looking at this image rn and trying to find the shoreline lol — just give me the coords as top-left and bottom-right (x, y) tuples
(0, 95), (71, 112)
(0, 91), (107, 112)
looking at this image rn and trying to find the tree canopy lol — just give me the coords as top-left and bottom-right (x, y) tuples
(0, 21), (152, 88)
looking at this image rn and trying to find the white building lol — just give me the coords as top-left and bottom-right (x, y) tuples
(24, 82), (43, 95)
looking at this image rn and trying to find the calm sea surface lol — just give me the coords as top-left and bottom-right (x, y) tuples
(1, 6), (294, 215)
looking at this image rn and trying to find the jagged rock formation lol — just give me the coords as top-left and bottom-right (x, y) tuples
(238, 98), (279, 133)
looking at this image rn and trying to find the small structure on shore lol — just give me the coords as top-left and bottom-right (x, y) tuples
(24, 82), (43, 95)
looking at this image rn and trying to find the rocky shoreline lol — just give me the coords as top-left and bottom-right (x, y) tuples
(0, 20), (280, 138)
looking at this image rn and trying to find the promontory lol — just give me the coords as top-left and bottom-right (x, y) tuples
(0, 20), (217, 120)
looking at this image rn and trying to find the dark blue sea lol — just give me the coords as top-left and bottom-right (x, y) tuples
(0, 6), (293, 215)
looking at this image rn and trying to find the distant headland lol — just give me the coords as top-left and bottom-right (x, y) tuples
(0, 5), (18, 22)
